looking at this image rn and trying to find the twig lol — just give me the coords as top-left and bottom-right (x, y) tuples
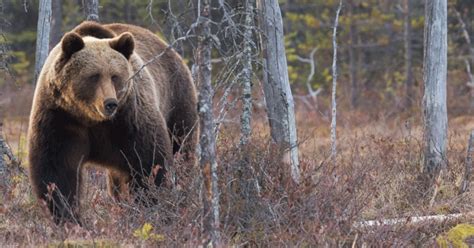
(453, 9), (474, 88)
(146, 0), (156, 24)
(459, 130), (474, 194)
(126, 35), (195, 83)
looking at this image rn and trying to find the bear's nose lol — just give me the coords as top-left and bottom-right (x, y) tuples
(103, 98), (118, 116)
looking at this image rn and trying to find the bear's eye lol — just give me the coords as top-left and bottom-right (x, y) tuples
(87, 74), (100, 83)
(111, 75), (120, 83)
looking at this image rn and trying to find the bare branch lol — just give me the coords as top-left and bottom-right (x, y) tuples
(146, 0), (156, 24)
(459, 130), (474, 194)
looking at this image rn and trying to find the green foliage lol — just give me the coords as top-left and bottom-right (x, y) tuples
(133, 223), (165, 242)
(2, 0), (473, 109)
(437, 224), (474, 248)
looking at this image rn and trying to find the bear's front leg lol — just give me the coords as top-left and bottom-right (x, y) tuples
(122, 115), (173, 202)
(28, 113), (89, 224)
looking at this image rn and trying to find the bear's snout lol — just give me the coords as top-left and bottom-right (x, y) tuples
(103, 98), (118, 116)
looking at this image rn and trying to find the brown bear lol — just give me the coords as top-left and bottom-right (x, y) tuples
(27, 21), (198, 223)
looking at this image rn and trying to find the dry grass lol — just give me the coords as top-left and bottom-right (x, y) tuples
(1, 89), (474, 246)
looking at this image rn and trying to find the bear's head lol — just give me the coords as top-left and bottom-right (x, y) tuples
(52, 31), (135, 123)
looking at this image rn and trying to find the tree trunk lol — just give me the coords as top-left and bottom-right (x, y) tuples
(0, 134), (17, 190)
(240, 0), (255, 146)
(196, 1), (220, 246)
(422, 0), (448, 184)
(49, 0), (62, 50)
(404, 0), (414, 109)
(0, 137), (10, 192)
(83, 0), (99, 22)
(330, 0), (342, 161)
(348, 0), (358, 109)
(257, 0), (300, 183)
(34, 0), (52, 83)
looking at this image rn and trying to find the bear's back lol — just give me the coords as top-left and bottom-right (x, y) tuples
(72, 22), (171, 67)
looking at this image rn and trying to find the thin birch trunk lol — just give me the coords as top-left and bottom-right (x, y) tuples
(34, 0), (51, 83)
(84, 0), (99, 22)
(240, 0), (255, 146)
(459, 130), (473, 194)
(453, 9), (474, 108)
(404, 0), (414, 109)
(196, 1), (220, 245)
(422, 0), (448, 183)
(453, 9), (473, 62)
(257, 0), (300, 183)
(330, 0), (342, 162)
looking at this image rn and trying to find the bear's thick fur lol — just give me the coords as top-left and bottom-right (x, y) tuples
(28, 21), (198, 223)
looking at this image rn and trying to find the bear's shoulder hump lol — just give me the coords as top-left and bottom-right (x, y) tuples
(73, 21), (115, 39)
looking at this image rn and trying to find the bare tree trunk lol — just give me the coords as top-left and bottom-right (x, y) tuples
(348, 0), (358, 109)
(49, 0), (62, 50)
(83, 0), (99, 22)
(404, 0), (414, 109)
(257, 0), (300, 183)
(0, 137), (11, 174)
(240, 0), (255, 146)
(422, 0), (448, 184)
(330, 0), (342, 161)
(195, 1), (220, 246)
(459, 130), (473, 194)
(0, 137), (10, 192)
(34, 0), (51, 83)
(0, 133), (17, 191)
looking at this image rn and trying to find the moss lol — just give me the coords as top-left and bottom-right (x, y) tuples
(48, 239), (120, 248)
(437, 223), (474, 248)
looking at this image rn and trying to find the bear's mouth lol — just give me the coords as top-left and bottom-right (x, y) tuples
(95, 105), (117, 120)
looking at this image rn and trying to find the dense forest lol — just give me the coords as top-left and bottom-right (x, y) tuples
(2, 0), (474, 115)
(0, 0), (474, 246)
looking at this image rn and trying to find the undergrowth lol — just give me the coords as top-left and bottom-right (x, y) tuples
(1, 115), (473, 246)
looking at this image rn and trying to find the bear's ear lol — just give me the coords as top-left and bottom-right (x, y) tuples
(55, 32), (85, 73)
(61, 32), (85, 57)
(109, 32), (134, 60)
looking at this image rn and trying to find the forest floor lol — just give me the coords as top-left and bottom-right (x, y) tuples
(1, 97), (474, 246)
